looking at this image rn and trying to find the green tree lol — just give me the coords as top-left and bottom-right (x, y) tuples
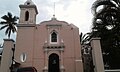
(0, 12), (18, 39)
(91, 0), (120, 69)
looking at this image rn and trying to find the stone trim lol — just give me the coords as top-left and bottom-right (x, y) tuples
(4, 39), (15, 42)
(19, 5), (38, 14)
(90, 38), (101, 41)
(17, 24), (36, 27)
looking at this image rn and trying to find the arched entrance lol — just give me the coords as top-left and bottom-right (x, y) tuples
(48, 53), (60, 72)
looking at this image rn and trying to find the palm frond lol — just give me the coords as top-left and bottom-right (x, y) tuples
(80, 32), (91, 45)
(112, 0), (120, 7)
(8, 28), (11, 39)
(1, 15), (9, 21)
(12, 26), (17, 33)
(5, 27), (10, 35)
(13, 23), (17, 25)
(13, 16), (19, 21)
(80, 32), (83, 43)
(0, 21), (7, 25)
(8, 12), (12, 19)
(92, 0), (116, 15)
(0, 25), (8, 30)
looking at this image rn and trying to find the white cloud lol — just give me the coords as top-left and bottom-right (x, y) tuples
(48, 0), (95, 33)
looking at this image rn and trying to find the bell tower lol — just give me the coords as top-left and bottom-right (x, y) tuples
(19, 0), (38, 24)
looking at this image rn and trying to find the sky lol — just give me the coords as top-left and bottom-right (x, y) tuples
(0, 0), (96, 44)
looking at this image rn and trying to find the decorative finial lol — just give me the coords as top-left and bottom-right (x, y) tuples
(52, 2), (56, 20)
(53, 14), (55, 18)
(52, 14), (56, 20)
(53, 2), (56, 17)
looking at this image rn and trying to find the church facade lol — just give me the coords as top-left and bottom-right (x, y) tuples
(0, 0), (84, 72)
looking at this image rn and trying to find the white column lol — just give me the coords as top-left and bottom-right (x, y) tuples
(90, 38), (104, 72)
(60, 50), (65, 72)
(0, 39), (14, 72)
(43, 50), (48, 72)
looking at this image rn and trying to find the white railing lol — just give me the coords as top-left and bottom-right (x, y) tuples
(105, 69), (120, 72)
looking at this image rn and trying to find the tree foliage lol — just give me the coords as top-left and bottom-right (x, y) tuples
(0, 12), (18, 39)
(91, 0), (120, 69)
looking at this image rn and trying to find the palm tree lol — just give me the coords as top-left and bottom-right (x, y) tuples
(0, 12), (18, 39)
(80, 32), (91, 45)
(80, 32), (95, 72)
(91, 0), (120, 69)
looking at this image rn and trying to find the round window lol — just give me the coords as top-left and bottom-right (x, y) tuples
(20, 53), (26, 62)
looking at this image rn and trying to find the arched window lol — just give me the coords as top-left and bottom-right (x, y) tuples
(25, 11), (29, 21)
(51, 32), (57, 42)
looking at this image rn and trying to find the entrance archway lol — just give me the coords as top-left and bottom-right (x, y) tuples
(48, 53), (60, 72)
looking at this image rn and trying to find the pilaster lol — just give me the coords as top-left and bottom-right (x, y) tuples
(0, 39), (14, 72)
(90, 38), (104, 72)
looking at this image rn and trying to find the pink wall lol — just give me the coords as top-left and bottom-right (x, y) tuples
(15, 18), (83, 72)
